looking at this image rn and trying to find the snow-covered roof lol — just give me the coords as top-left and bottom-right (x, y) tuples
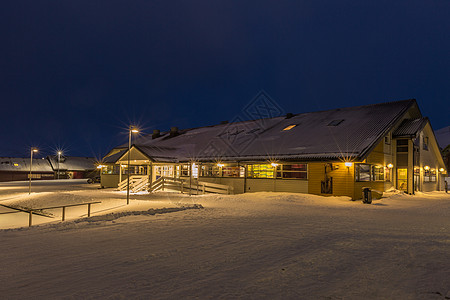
(393, 118), (429, 138)
(105, 99), (418, 163)
(0, 157), (53, 172)
(435, 126), (450, 149)
(46, 156), (97, 171)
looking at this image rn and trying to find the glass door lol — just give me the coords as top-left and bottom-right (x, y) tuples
(397, 168), (408, 192)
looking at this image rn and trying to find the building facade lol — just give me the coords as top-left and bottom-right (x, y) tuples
(101, 99), (447, 199)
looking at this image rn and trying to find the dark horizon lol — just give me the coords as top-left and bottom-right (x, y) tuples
(1, 1), (449, 159)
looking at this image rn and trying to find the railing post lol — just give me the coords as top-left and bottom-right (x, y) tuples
(181, 181), (184, 194)
(28, 211), (32, 227)
(87, 203), (91, 217)
(202, 184), (205, 194)
(62, 206), (66, 221)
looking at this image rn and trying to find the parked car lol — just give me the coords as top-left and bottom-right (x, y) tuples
(87, 176), (101, 184)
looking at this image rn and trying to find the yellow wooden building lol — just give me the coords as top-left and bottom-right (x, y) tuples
(101, 99), (447, 199)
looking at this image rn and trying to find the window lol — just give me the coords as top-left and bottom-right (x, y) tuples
(283, 124), (297, 131)
(355, 164), (371, 181)
(222, 166), (243, 177)
(424, 169), (436, 182)
(397, 139), (408, 153)
(423, 137), (429, 151)
(355, 164), (385, 182)
(372, 165), (384, 181)
(201, 165), (220, 177)
(247, 164), (275, 178)
(327, 119), (344, 126)
(102, 165), (120, 175)
(276, 164), (308, 179)
(181, 164), (190, 176)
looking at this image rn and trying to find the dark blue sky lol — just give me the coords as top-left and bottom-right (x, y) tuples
(1, 1), (449, 159)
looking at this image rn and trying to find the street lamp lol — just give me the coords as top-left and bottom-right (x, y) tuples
(29, 147), (38, 194)
(57, 151), (62, 179)
(127, 126), (139, 205)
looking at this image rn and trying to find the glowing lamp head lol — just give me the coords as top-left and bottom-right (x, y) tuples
(439, 168), (445, 172)
(31, 148), (38, 153)
(57, 151), (62, 155)
(387, 163), (394, 168)
(130, 126), (139, 133)
(97, 165), (105, 169)
(217, 163), (225, 168)
(424, 165), (430, 170)
(271, 162), (279, 168)
(344, 162), (353, 167)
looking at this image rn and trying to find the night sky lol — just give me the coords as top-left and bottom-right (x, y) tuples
(1, 1), (449, 159)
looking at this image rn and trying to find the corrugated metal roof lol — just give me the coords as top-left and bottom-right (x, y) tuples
(393, 118), (428, 138)
(105, 99), (417, 163)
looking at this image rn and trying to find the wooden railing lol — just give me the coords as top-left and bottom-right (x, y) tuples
(149, 177), (233, 195)
(118, 175), (149, 192)
(0, 201), (101, 227)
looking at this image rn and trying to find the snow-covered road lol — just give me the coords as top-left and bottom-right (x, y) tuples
(0, 180), (449, 299)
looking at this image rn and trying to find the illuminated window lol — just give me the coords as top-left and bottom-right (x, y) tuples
(283, 125), (296, 131)
(13, 163), (19, 167)
(424, 169), (436, 182)
(247, 164), (275, 178)
(372, 165), (384, 181)
(276, 164), (308, 179)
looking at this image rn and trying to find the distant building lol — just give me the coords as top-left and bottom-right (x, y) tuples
(0, 157), (54, 182)
(101, 99), (447, 199)
(0, 156), (97, 182)
(46, 156), (97, 179)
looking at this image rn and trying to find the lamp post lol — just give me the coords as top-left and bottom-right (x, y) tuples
(57, 151), (62, 179)
(29, 147), (38, 195)
(127, 126), (139, 205)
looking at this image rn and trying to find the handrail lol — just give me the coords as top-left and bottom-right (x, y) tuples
(0, 201), (102, 227)
(34, 201), (102, 210)
(149, 176), (233, 195)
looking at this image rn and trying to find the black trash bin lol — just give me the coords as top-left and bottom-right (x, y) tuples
(362, 187), (372, 204)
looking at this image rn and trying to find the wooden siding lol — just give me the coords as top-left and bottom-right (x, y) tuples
(200, 177), (245, 194)
(308, 162), (354, 198)
(274, 179), (308, 193)
(101, 174), (120, 188)
(118, 147), (149, 162)
(246, 178), (276, 193)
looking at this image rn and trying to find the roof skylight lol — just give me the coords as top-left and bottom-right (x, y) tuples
(327, 119), (344, 126)
(283, 124), (297, 131)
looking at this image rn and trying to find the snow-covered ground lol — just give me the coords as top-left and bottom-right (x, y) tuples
(1, 180), (450, 299)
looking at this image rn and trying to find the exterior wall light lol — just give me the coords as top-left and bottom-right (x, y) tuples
(439, 168), (445, 172)
(217, 163), (225, 167)
(424, 165), (430, 170)
(344, 162), (353, 167)
(271, 162), (279, 168)
(387, 163), (393, 168)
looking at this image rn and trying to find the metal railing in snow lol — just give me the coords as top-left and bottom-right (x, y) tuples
(0, 201), (101, 227)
